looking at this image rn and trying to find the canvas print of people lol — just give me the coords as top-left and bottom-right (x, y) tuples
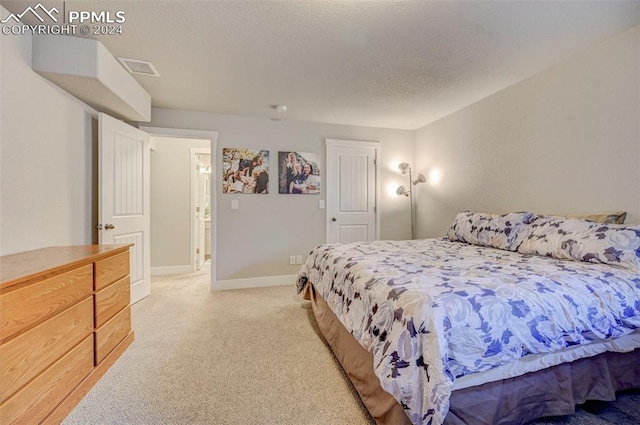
(222, 148), (269, 194)
(278, 151), (320, 194)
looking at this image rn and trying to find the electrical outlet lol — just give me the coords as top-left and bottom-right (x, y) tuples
(289, 256), (296, 265)
(296, 255), (303, 265)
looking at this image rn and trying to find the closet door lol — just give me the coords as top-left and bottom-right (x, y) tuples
(326, 139), (380, 244)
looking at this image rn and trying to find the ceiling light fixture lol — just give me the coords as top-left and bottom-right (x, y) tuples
(272, 104), (287, 113)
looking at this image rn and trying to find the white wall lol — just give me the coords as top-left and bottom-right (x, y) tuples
(147, 108), (414, 280)
(0, 11), (96, 255)
(150, 136), (210, 268)
(414, 26), (640, 238)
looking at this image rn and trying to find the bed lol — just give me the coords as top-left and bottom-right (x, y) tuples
(297, 211), (640, 425)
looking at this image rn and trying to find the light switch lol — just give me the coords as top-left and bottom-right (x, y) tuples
(319, 200), (325, 209)
(231, 200), (238, 210)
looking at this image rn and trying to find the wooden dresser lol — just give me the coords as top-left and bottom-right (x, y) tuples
(0, 245), (135, 425)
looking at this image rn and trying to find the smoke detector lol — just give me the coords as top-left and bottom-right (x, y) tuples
(117, 57), (160, 77)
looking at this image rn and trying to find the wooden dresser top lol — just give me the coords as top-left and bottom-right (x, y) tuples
(0, 245), (132, 291)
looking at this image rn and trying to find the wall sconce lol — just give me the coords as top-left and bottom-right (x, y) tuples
(396, 163), (426, 239)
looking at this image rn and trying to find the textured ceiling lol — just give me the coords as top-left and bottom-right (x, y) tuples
(4, 1), (640, 130)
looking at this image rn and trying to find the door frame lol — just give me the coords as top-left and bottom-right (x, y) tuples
(190, 147), (211, 272)
(325, 138), (381, 243)
(140, 126), (218, 288)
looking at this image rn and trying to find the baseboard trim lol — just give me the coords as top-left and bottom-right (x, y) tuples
(151, 265), (192, 276)
(213, 274), (297, 291)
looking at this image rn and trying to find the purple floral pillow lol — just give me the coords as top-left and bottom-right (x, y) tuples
(517, 216), (640, 270)
(446, 211), (538, 251)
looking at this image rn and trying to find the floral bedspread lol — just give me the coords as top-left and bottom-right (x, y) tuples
(297, 239), (640, 425)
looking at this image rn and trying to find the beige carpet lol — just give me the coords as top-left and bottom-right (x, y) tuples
(63, 263), (375, 425)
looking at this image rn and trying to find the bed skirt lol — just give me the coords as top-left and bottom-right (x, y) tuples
(302, 282), (640, 425)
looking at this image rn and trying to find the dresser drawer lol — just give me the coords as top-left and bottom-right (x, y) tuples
(0, 265), (93, 342)
(95, 251), (129, 291)
(95, 276), (130, 328)
(0, 297), (93, 401)
(95, 306), (131, 364)
(0, 336), (93, 425)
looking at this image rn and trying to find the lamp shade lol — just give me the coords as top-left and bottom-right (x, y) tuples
(396, 185), (409, 196)
(413, 173), (427, 184)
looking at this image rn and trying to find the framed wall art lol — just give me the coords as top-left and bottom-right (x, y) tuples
(222, 148), (269, 194)
(278, 151), (320, 194)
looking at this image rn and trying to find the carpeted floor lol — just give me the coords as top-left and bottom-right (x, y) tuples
(63, 264), (640, 425)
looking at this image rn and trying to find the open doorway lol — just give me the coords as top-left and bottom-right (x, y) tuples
(141, 127), (218, 286)
(192, 149), (211, 271)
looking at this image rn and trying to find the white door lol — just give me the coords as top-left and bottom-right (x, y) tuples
(195, 166), (206, 270)
(326, 139), (380, 243)
(191, 149), (210, 271)
(99, 113), (151, 304)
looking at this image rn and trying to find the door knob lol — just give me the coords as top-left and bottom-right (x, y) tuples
(105, 223), (115, 230)
(331, 217), (337, 222)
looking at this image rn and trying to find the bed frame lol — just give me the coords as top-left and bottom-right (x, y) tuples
(304, 283), (640, 425)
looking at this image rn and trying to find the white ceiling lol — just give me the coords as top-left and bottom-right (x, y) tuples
(5, 1), (640, 130)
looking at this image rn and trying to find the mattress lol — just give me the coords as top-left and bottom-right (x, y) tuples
(454, 329), (640, 390)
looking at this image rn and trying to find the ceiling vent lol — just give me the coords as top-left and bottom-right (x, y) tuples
(117, 57), (160, 77)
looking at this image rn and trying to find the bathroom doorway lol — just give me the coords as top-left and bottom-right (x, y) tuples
(192, 150), (212, 271)
(142, 126), (218, 287)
